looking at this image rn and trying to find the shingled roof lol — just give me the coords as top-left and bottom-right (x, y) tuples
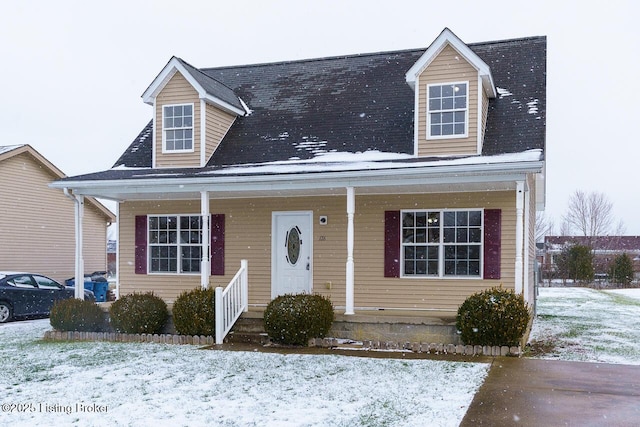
(113, 35), (546, 169)
(545, 236), (640, 253)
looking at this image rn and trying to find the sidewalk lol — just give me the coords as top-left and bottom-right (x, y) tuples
(460, 357), (640, 426)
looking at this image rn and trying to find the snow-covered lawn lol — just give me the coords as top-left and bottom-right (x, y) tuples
(0, 320), (488, 427)
(528, 287), (640, 365)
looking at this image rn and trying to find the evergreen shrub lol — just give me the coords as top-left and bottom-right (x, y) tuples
(609, 253), (634, 286)
(109, 292), (168, 334)
(264, 293), (334, 346)
(456, 287), (530, 346)
(50, 298), (106, 332)
(172, 287), (216, 336)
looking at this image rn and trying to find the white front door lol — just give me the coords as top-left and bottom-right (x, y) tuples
(272, 211), (312, 298)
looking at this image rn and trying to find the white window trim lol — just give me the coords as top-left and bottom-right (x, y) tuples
(162, 103), (195, 154)
(147, 213), (203, 275)
(426, 81), (469, 140)
(400, 208), (483, 279)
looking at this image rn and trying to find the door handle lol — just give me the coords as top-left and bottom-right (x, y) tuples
(306, 262), (310, 271)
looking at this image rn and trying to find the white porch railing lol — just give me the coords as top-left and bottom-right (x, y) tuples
(215, 260), (248, 344)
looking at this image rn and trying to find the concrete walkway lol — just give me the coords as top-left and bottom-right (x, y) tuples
(460, 357), (640, 427)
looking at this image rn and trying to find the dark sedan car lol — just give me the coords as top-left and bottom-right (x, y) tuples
(0, 272), (95, 323)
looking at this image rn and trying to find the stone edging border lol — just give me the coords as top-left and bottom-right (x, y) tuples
(43, 330), (216, 345)
(43, 330), (521, 356)
(310, 338), (521, 356)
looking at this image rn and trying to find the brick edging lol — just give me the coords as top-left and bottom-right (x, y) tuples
(43, 330), (216, 345)
(310, 338), (522, 356)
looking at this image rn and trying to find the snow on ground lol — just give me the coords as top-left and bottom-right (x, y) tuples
(529, 287), (640, 365)
(0, 320), (488, 427)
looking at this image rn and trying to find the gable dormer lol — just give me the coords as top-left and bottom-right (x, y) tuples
(142, 57), (247, 168)
(406, 28), (496, 157)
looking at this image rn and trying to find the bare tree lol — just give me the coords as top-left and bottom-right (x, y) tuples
(563, 190), (623, 238)
(559, 218), (572, 236)
(535, 211), (554, 243)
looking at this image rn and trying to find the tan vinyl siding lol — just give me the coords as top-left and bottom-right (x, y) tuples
(481, 90), (489, 149)
(417, 44), (479, 157)
(155, 72), (201, 168)
(352, 192), (515, 313)
(119, 190), (516, 314)
(205, 104), (235, 161)
(0, 152), (110, 284)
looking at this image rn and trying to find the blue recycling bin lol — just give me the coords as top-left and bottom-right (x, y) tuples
(92, 282), (108, 303)
(65, 279), (107, 302)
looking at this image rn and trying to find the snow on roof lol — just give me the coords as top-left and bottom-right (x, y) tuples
(208, 149), (543, 176)
(0, 144), (25, 156)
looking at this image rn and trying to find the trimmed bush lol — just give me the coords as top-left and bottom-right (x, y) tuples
(456, 287), (530, 346)
(50, 298), (105, 332)
(609, 253), (634, 286)
(109, 292), (168, 334)
(172, 287), (216, 336)
(264, 293), (334, 346)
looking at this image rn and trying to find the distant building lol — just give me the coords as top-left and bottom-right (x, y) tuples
(543, 236), (640, 280)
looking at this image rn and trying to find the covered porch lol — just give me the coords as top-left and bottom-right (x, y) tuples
(52, 154), (542, 344)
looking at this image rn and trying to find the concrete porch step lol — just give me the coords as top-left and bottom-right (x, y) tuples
(226, 313), (268, 345)
(230, 316), (265, 334)
(225, 331), (270, 345)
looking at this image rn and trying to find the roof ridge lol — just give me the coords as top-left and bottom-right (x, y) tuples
(468, 35), (546, 47)
(200, 47), (425, 72)
(199, 35), (546, 72)
(176, 57), (240, 97)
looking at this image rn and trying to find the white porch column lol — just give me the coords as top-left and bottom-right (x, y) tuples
(64, 188), (85, 300)
(515, 181), (525, 295)
(345, 186), (355, 315)
(75, 195), (85, 299)
(201, 191), (210, 289)
(523, 185), (531, 303)
(115, 202), (120, 300)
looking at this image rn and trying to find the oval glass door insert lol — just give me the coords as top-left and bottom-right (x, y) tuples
(286, 226), (301, 265)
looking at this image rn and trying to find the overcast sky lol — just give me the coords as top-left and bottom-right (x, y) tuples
(2, 0), (639, 234)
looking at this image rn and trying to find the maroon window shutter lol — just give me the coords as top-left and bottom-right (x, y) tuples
(483, 209), (502, 279)
(135, 215), (147, 274)
(384, 211), (401, 278)
(211, 214), (225, 276)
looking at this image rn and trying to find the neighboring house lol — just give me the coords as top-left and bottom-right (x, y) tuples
(0, 144), (115, 284)
(52, 28), (546, 340)
(543, 236), (640, 279)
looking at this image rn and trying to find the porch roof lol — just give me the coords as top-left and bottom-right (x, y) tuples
(51, 149), (543, 201)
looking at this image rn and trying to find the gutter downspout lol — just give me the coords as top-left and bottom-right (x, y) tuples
(64, 188), (84, 299)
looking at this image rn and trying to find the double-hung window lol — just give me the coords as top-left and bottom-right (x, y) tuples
(163, 104), (193, 152)
(402, 209), (482, 277)
(427, 82), (468, 138)
(148, 215), (202, 273)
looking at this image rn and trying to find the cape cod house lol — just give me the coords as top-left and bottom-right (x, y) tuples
(52, 28), (546, 343)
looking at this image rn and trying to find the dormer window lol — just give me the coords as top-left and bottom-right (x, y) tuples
(163, 104), (193, 152)
(427, 82), (468, 139)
